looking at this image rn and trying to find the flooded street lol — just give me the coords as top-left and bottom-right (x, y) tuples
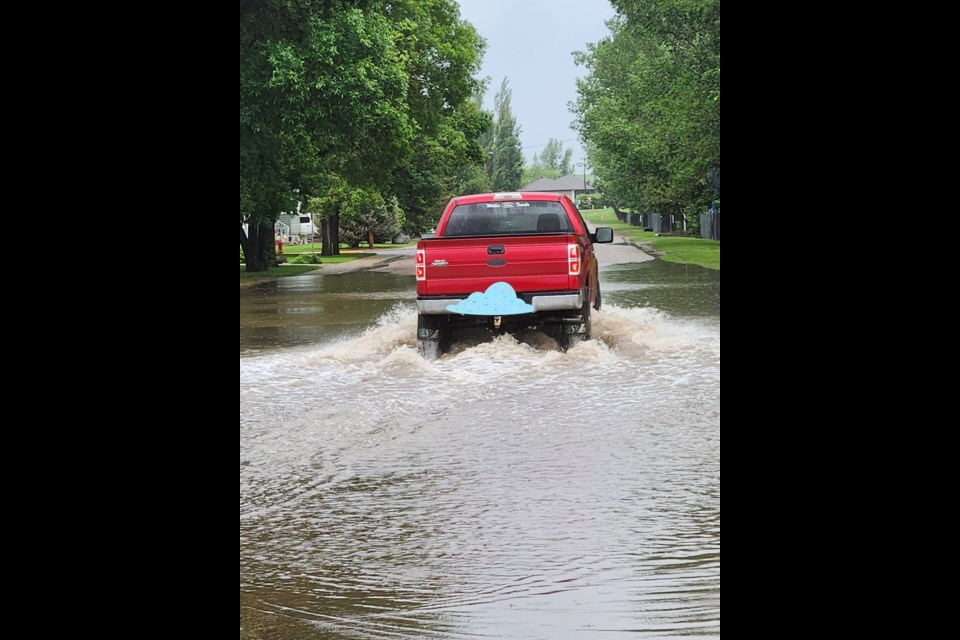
(240, 256), (720, 639)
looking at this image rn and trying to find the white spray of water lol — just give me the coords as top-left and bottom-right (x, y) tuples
(242, 303), (718, 385)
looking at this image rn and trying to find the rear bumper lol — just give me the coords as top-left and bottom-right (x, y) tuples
(417, 291), (582, 315)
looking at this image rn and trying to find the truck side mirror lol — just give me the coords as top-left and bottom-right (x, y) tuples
(594, 227), (614, 243)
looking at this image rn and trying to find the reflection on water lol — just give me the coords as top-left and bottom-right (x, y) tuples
(240, 272), (415, 354)
(240, 261), (720, 639)
(601, 261), (720, 317)
(239, 261), (719, 354)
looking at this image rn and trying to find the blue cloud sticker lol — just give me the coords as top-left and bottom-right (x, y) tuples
(446, 282), (535, 316)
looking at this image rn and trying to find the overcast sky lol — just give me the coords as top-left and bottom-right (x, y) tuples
(456, 0), (617, 169)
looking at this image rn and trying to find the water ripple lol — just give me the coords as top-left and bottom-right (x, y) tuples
(241, 303), (719, 639)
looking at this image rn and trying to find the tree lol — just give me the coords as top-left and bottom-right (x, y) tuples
(239, 0), (300, 271)
(572, 0), (720, 230)
(240, 0), (414, 266)
(240, 0), (491, 262)
(522, 138), (573, 184)
(540, 139), (562, 172)
(337, 192), (406, 248)
(391, 95), (491, 235)
(560, 148), (574, 176)
(486, 78), (524, 191)
(521, 165), (559, 186)
(362, 0), (488, 236)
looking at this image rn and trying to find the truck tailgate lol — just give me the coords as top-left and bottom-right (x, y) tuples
(419, 235), (574, 296)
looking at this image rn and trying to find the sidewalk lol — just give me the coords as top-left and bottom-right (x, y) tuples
(585, 221), (655, 266)
(299, 249), (414, 275)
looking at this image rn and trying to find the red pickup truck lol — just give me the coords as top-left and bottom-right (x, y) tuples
(416, 192), (613, 355)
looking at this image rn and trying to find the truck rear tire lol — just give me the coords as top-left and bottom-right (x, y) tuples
(418, 315), (451, 359)
(418, 315), (440, 359)
(576, 291), (592, 343)
(556, 291), (592, 351)
(582, 295), (592, 340)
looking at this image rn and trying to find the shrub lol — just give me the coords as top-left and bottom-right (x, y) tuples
(577, 192), (608, 209)
(290, 253), (321, 264)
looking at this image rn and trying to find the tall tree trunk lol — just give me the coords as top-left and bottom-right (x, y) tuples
(321, 217), (333, 256)
(320, 212), (341, 256)
(331, 212), (341, 255)
(263, 224), (277, 266)
(240, 224), (254, 271)
(320, 213), (340, 256)
(241, 223), (272, 272)
(368, 227), (375, 249)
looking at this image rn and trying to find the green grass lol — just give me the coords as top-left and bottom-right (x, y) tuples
(581, 208), (656, 244)
(286, 252), (374, 264)
(650, 236), (720, 269)
(239, 253), (378, 285)
(239, 253), (373, 267)
(282, 241), (415, 254)
(582, 207), (720, 270)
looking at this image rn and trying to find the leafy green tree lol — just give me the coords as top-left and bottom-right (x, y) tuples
(522, 138), (573, 185)
(306, 173), (353, 255)
(572, 0), (719, 231)
(560, 148), (574, 176)
(375, 197), (406, 244)
(486, 78), (524, 191)
(239, 0), (299, 271)
(385, 0), (489, 235)
(521, 165), (560, 185)
(240, 0), (488, 264)
(338, 193), (406, 248)
(391, 96), (491, 235)
(455, 163), (492, 198)
(539, 139), (562, 172)
(240, 0), (413, 267)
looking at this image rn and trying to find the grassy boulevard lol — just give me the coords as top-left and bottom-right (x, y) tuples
(240, 242), (417, 285)
(240, 250), (374, 286)
(581, 208), (719, 270)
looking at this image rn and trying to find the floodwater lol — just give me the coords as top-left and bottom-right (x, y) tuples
(240, 258), (720, 639)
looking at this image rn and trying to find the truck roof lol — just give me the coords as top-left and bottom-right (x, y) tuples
(451, 192), (565, 205)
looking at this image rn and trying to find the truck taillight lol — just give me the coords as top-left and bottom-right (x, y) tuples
(568, 244), (581, 276)
(416, 250), (426, 281)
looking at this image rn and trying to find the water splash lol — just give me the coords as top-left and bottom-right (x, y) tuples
(243, 304), (718, 384)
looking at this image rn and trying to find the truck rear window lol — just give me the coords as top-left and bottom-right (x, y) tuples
(443, 201), (572, 237)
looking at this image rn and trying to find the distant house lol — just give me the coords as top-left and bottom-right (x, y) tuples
(521, 175), (596, 202)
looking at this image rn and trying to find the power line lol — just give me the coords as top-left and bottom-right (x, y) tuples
(522, 137), (580, 150)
